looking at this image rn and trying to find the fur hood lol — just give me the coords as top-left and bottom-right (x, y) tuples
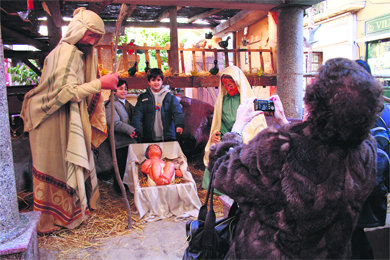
(210, 122), (377, 259)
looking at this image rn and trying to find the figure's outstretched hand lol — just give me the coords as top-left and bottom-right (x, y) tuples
(211, 131), (221, 144)
(231, 98), (263, 134)
(269, 95), (289, 126)
(99, 73), (119, 90)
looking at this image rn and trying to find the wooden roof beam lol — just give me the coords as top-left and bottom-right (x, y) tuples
(157, 6), (182, 22)
(118, 4), (137, 27)
(64, 0), (280, 10)
(21, 59), (42, 76)
(40, 20), (212, 30)
(187, 8), (222, 23)
(4, 50), (44, 60)
(88, 0), (114, 14)
(104, 21), (212, 33)
(2, 26), (48, 51)
(213, 9), (268, 37)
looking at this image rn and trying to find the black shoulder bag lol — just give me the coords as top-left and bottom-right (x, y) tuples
(183, 168), (239, 260)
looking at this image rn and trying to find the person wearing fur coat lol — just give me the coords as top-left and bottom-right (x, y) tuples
(208, 58), (383, 259)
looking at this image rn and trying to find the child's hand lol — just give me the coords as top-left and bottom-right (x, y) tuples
(99, 73), (119, 90)
(176, 127), (183, 134)
(130, 131), (138, 139)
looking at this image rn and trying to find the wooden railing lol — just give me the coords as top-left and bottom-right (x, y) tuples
(95, 43), (276, 89)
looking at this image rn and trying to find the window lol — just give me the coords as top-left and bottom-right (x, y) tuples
(366, 38), (390, 75)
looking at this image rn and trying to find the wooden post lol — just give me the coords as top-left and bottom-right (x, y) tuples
(167, 42), (171, 69)
(156, 43), (162, 69)
(45, 0), (62, 51)
(259, 50), (264, 72)
(169, 7), (179, 74)
(122, 43), (129, 71)
(192, 45), (196, 72)
(202, 50), (206, 71)
(111, 42), (115, 71)
(224, 51), (229, 68)
(270, 47), (275, 73)
(233, 31), (238, 66)
(248, 48), (252, 73)
(136, 54), (140, 72)
(144, 43), (150, 63)
(179, 43), (185, 73)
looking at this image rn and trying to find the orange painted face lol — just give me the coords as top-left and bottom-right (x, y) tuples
(146, 144), (162, 158)
(222, 77), (239, 96)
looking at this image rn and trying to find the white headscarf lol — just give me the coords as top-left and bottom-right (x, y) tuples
(61, 7), (105, 45)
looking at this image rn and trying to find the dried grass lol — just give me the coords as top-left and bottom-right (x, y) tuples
(18, 180), (145, 257)
(17, 162), (224, 257)
(188, 164), (224, 218)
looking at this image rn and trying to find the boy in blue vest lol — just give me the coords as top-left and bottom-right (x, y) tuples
(132, 68), (184, 142)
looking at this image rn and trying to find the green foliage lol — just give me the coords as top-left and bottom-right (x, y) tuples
(7, 63), (39, 85)
(124, 28), (171, 71)
(118, 34), (129, 45)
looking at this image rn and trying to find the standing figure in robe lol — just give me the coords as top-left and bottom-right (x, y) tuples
(202, 66), (268, 194)
(21, 7), (118, 233)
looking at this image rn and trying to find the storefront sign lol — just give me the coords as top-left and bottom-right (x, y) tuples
(365, 14), (390, 36)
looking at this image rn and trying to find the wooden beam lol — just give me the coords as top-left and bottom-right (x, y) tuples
(21, 59), (42, 76)
(213, 10), (268, 37)
(64, 0), (281, 10)
(157, 6), (182, 22)
(2, 26), (48, 51)
(122, 75), (276, 89)
(104, 21), (212, 32)
(88, 0), (114, 14)
(41, 20), (212, 30)
(118, 5), (137, 28)
(4, 50), (44, 60)
(113, 3), (133, 71)
(44, 0), (62, 50)
(42, 1), (62, 28)
(169, 6), (179, 74)
(187, 9), (222, 23)
(233, 31), (238, 66)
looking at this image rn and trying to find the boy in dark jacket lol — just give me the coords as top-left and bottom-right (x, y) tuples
(132, 68), (184, 142)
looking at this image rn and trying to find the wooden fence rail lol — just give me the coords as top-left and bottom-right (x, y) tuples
(96, 43), (274, 75)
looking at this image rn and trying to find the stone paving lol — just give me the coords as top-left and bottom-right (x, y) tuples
(39, 218), (188, 260)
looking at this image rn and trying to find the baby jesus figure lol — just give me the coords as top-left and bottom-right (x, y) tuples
(141, 144), (183, 186)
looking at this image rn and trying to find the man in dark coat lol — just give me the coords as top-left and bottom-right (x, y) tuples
(209, 58), (383, 259)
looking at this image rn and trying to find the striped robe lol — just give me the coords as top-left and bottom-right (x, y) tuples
(21, 41), (106, 233)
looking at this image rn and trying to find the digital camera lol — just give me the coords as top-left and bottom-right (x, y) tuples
(253, 99), (275, 112)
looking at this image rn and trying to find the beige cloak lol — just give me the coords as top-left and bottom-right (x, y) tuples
(20, 7), (107, 233)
